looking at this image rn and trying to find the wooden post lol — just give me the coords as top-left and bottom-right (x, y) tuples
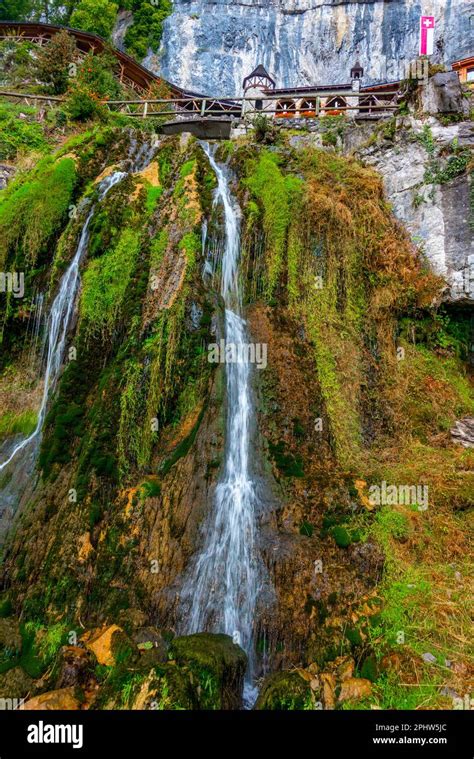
(315, 96), (320, 117)
(143, 101), (148, 119)
(200, 99), (206, 117)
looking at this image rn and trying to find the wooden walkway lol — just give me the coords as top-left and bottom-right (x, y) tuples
(0, 21), (401, 125)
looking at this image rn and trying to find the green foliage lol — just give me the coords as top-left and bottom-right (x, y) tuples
(246, 151), (303, 297)
(65, 51), (120, 121)
(0, 598), (13, 618)
(252, 114), (279, 145)
(34, 30), (78, 94)
(70, 0), (118, 40)
(81, 227), (141, 337)
(269, 440), (304, 478)
(0, 103), (49, 160)
(299, 521), (313, 537)
(0, 409), (37, 442)
(123, 0), (172, 60)
(20, 621), (68, 678)
(0, 157), (77, 268)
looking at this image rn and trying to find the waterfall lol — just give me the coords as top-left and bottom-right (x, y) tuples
(180, 144), (262, 705)
(0, 171), (126, 478)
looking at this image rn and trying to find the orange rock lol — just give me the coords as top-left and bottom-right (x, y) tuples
(23, 687), (80, 710)
(81, 624), (132, 666)
(338, 677), (372, 702)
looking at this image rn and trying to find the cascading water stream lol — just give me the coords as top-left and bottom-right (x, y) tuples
(181, 144), (262, 705)
(0, 171), (126, 477)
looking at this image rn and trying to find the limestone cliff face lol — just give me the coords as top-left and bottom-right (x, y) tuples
(356, 117), (474, 305)
(150, 0), (474, 96)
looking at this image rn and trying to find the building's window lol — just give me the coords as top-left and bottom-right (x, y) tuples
(467, 68), (474, 82)
(255, 99), (263, 111)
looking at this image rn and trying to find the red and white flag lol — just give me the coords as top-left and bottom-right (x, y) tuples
(419, 16), (435, 56)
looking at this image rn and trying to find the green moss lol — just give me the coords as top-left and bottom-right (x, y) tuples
(0, 409), (37, 443)
(269, 440), (304, 478)
(81, 227), (141, 337)
(0, 157), (77, 269)
(146, 185), (163, 214)
(0, 102), (49, 161)
(246, 151), (303, 298)
(255, 670), (315, 710)
(0, 599), (13, 619)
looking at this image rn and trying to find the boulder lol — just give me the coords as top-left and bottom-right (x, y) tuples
(55, 646), (95, 689)
(338, 677), (372, 703)
(81, 625), (137, 667)
(421, 73), (471, 116)
(255, 670), (315, 710)
(129, 665), (197, 710)
(0, 667), (34, 702)
(132, 627), (168, 669)
(23, 686), (80, 710)
(451, 417), (474, 448)
(170, 633), (247, 710)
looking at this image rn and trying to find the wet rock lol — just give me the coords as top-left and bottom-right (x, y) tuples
(421, 73), (470, 116)
(338, 677), (372, 703)
(55, 646), (94, 689)
(0, 164), (15, 190)
(327, 655), (354, 682)
(132, 627), (168, 668)
(320, 671), (336, 710)
(117, 608), (148, 633)
(23, 686), (81, 710)
(129, 665), (197, 710)
(349, 541), (384, 578)
(0, 667), (34, 701)
(451, 417), (474, 448)
(170, 633), (247, 710)
(255, 669), (315, 710)
(81, 625), (137, 667)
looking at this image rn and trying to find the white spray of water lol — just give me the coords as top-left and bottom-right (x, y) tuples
(0, 171), (126, 474)
(181, 144), (261, 704)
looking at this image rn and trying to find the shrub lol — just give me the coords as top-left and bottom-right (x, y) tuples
(0, 103), (48, 161)
(81, 227), (141, 336)
(34, 30), (78, 95)
(65, 51), (120, 121)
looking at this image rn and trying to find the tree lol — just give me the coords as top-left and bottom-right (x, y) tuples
(70, 0), (118, 40)
(0, 0), (32, 21)
(35, 30), (78, 95)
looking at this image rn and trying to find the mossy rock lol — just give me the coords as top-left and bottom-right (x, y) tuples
(0, 666), (34, 702)
(255, 670), (313, 710)
(331, 525), (353, 548)
(170, 633), (247, 710)
(129, 664), (197, 710)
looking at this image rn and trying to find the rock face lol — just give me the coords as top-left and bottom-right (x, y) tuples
(81, 625), (136, 667)
(421, 73), (471, 117)
(357, 116), (474, 304)
(170, 633), (247, 710)
(153, 0), (473, 96)
(451, 417), (474, 448)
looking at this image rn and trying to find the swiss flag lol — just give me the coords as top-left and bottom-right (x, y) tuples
(419, 16), (435, 56)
